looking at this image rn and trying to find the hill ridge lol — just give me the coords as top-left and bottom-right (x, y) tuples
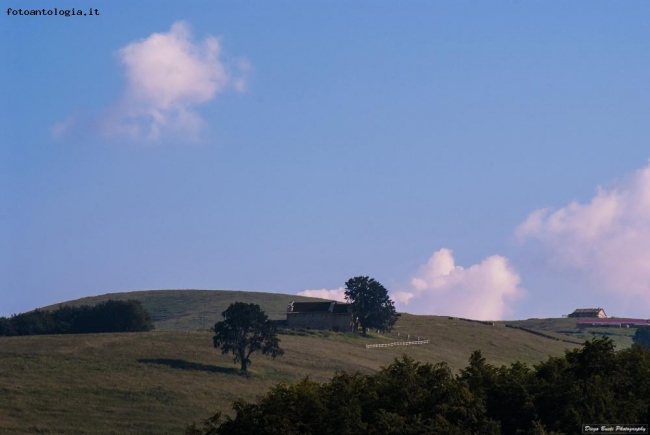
(41, 288), (333, 330)
(40, 288), (637, 348)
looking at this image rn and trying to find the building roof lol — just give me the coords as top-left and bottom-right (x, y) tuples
(570, 308), (605, 314)
(288, 301), (350, 313)
(331, 304), (350, 313)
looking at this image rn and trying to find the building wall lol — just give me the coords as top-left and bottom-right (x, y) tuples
(286, 312), (353, 331)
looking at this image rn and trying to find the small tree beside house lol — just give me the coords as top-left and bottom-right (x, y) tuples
(344, 276), (398, 336)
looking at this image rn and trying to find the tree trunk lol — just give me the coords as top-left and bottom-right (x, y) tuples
(362, 326), (367, 336)
(238, 346), (248, 374)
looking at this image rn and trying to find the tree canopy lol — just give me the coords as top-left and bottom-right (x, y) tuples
(633, 326), (650, 349)
(344, 276), (398, 335)
(189, 336), (650, 435)
(212, 302), (284, 374)
(0, 300), (154, 336)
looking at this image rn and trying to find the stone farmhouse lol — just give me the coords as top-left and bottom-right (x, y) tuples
(286, 301), (354, 332)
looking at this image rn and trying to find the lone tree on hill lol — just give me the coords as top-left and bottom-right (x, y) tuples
(345, 276), (398, 336)
(213, 302), (284, 374)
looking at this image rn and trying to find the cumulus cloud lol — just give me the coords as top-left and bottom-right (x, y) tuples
(52, 21), (247, 142)
(517, 161), (650, 305)
(297, 287), (347, 302)
(104, 21), (247, 141)
(397, 248), (523, 320)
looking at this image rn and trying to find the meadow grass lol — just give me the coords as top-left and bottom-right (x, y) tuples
(1, 290), (635, 433)
(501, 317), (636, 349)
(1, 317), (585, 434)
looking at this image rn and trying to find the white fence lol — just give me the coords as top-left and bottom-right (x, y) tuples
(366, 339), (429, 349)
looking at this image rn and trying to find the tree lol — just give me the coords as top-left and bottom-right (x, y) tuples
(82, 299), (154, 333)
(459, 350), (497, 405)
(189, 341), (650, 435)
(212, 302), (284, 374)
(344, 276), (398, 336)
(0, 300), (154, 336)
(188, 355), (500, 435)
(633, 326), (650, 349)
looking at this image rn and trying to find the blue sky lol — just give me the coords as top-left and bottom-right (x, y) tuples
(2, 1), (649, 320)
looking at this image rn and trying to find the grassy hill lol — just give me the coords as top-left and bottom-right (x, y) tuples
(500, 317), (637, 349)
(40, 289), (327, 330)
(0, 289), (636, 434)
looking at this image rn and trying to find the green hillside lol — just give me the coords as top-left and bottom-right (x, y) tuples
(0, 289), (635, 434)
(500, 317), (636, 348)
(40, 289), (327, 330)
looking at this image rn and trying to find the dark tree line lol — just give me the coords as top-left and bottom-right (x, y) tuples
(0, 300), (154, 336)
(634, 326), (650, 348)
(188, 337), (650, 435)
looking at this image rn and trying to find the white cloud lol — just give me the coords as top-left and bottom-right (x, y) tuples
(391, 291), (415, 305)
(232, 58), (251, 93)
(105, 21), (244, 141)
(517, 161), (650, 306)
(50, 115), (77, 139)
(397, 248), (523, 320)
(297, 287), (346, 302)
(51, 21), (247, 142)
